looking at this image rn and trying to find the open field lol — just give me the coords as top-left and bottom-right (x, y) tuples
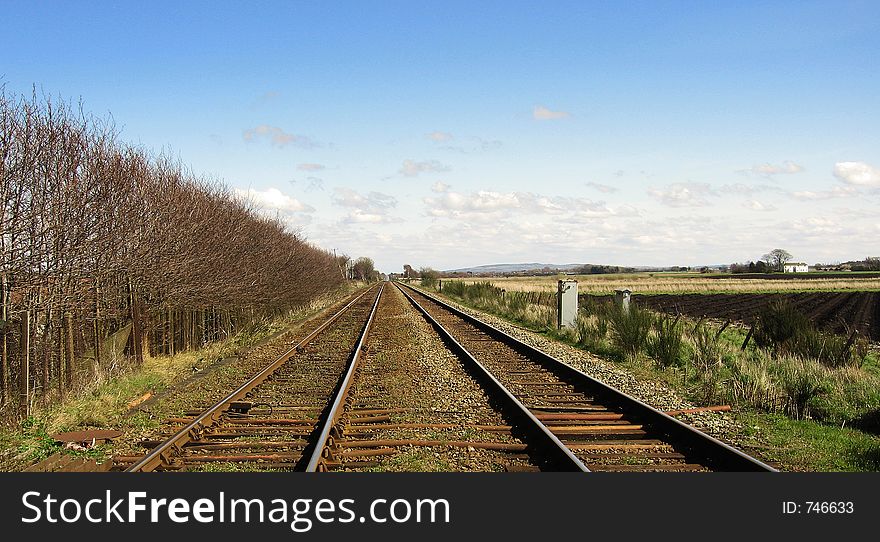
(442, 273), (880, 294)
(632, 292), (880, 342)
(439, 274), (879, 341)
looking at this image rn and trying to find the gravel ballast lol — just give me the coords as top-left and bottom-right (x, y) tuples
(414, 287), (761, 454)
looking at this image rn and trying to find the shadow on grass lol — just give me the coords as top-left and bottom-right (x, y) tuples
(854, 408), (880, 436)
(852, 444), (880, 471)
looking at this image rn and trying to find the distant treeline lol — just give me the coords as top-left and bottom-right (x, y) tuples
(850, 258), (880, 272)
(572, 264), (638, 275)
(430, 264), (644, 279)
(729, 261), (771, 274)
(0, 89), (346, 417)
(729, 258), (880, 273)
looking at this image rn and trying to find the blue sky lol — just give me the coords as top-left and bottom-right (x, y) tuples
(3, 1), (879, 272)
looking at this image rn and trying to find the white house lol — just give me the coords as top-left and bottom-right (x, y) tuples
(783, 262), (809, 273)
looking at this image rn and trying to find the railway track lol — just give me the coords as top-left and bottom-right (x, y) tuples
(116, 284), (384, 471)
(310, 283), (569, 472)
(116, 280), (775, 472)
(397, 282), (777, 472)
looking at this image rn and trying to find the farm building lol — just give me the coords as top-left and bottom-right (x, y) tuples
(783, 262), (809, 273)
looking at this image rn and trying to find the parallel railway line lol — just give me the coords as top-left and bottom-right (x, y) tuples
(397, 283), (776, 472)
(117, 284), (384, 471)
(116, 281), (775, 472)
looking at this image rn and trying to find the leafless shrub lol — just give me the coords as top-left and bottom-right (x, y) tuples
(0, 89), (346, 418)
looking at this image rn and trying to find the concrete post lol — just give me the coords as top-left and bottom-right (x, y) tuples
(614, 289), (631, 314)
(557, 280), (578, 329)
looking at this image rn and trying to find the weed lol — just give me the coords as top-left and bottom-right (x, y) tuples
(755, 301), (866, 368)
(688, 323), (725, 403)
(608, 305), (652, 360)
(648, 314), (684, 368)
(722, 350), (780, 412)
(770, 356), (831, 420)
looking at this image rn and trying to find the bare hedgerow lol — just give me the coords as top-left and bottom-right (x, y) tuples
(0, 89), (348, 418)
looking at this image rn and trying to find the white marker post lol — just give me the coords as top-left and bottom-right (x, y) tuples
(614, 288), (631, 314)
(557, 280), (578, 329)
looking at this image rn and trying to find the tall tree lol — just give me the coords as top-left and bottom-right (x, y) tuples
(351, 257), (376, 281)
(761, 249), (793, 272)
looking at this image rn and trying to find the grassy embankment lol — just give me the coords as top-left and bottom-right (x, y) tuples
(0, 283), (365, 471)
(423, 277), (880, 471)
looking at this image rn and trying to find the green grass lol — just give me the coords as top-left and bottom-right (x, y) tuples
(191, 461), (279, 472)
(0, 346), (222, 470)
(739, 413), (880, 471)
(363, 448), (452, 472)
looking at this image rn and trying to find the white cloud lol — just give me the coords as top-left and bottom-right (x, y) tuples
(533, 105), (570, 120)
(719, 183), (784, 195)
(399, 159), (451, 177)
(425, 190), (519, 219)
(243, 125), (316, 148)
(423, 186), (634, 222)
(297, 163), (325, 171)
(738, 161), (804, 176)
(342, 210), (398, 224)
(234, 187), (315, 230)
(647, 182), (716, 207)
(833, 161), (880, 187)
(792, 185), (859, 200)
(431, 181), (450, 193)
(586, 182), (617, 193)
(427, 131), (453, 142)
(786, 216), (844, 235)
(332, 188), (400, 224)
(234, 187), (313, 213)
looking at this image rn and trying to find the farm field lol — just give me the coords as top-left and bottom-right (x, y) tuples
(629, 292), (880, 342)
(441, 273), (880, 341)
(443, 273), (880, 295)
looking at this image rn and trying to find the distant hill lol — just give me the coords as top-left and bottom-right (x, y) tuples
(445, 263), (582, 274)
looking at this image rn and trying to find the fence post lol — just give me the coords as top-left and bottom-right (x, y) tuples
(21, 310), (30, 416)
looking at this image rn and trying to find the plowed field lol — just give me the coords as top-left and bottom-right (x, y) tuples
(584, 292), (879, 341)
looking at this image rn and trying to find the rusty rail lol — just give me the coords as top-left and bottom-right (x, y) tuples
(397, 281), (777, 472)
(306, 283), (385, 471)
(126, 285), (379, 472)
(396, 283), (589, 472)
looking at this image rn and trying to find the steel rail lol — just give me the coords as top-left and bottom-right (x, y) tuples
(306, 282), (385, 472)
(396, 283), (589, 472)
(398, 281), (777, 472)
(126, 285), (379, 472)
